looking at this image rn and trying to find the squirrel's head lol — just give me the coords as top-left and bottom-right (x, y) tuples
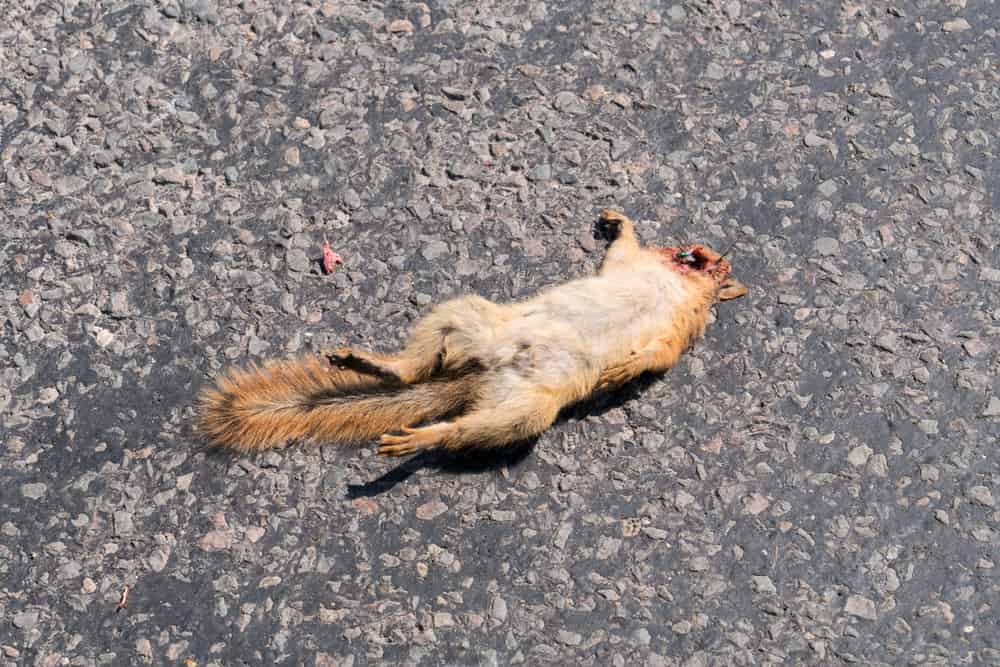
(657, 244), (748, 302)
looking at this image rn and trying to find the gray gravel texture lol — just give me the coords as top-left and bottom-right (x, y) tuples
(2, 0), (999, 665)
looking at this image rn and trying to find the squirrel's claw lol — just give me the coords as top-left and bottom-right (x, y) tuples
(378, 442), (419, 457)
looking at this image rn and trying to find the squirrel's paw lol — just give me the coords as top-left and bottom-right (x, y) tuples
(596, 357), (642, 391)
(325, 347), (363, 365)
(326, 348), (403, 382)
(595, 209), (634, 242)
(378, 426), (440, 457)
(324, 347), (355, 365)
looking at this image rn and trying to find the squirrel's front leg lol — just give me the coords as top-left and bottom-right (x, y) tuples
(595, 336), (688, 391)
(598, 209), (642, 272)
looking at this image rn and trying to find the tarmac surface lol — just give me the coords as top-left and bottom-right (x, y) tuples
(2, 1), (999, 665)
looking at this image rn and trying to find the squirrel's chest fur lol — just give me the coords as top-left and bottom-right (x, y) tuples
(467, 258), (709, 388)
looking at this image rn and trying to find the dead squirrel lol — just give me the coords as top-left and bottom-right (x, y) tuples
(198, 210), (747, 457)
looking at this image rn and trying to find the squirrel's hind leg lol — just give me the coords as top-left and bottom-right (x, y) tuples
(378, 390), (561, 457)
(325, 321), (456, 384)
(333, 296), (499, 384)
(325, 348), (411, 382)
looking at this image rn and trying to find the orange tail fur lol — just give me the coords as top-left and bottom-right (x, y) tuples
(197, 356), (477, 452)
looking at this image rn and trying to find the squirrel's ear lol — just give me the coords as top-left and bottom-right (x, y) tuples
(717, 279), (748, 301)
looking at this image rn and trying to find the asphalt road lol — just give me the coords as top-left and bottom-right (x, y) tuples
(2, 1), (999, 665)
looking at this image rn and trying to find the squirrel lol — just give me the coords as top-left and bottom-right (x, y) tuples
(197, 210), (748, 458)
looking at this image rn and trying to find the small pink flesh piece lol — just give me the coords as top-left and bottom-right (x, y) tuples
(322, 240), (343, 274)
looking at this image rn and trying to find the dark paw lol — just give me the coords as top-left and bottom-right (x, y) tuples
(594, 217), (621, 242)
(325, 348), (358, 368)
(325, 349), (396, 379)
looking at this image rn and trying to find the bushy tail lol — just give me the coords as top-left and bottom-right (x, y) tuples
(197, 356), (477, 452)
